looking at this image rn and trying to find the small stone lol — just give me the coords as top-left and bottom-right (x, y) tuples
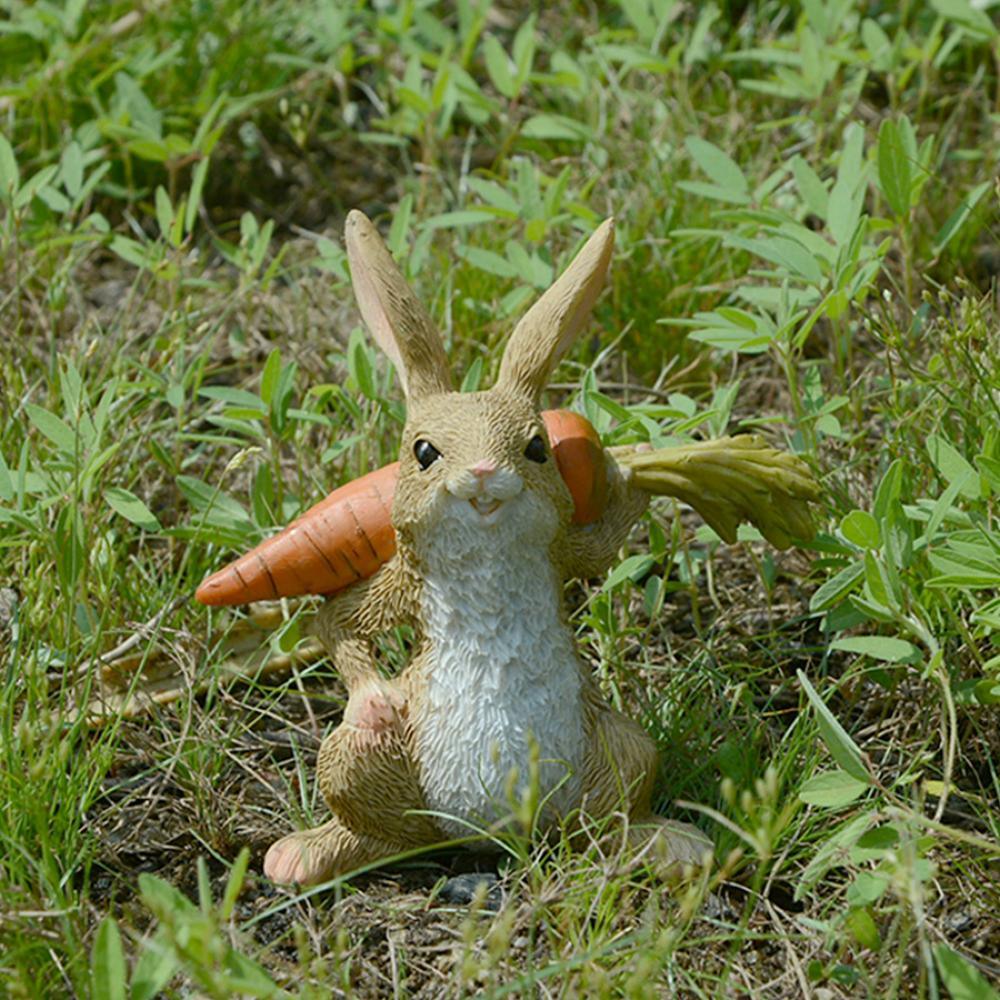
(437, 872), (502, 911)
(87, 279), (131, 309)
(0, 588), (17, 631)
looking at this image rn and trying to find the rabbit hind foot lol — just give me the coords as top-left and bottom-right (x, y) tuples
(626, 815), (713, 882)
(264, 815), (406, 886)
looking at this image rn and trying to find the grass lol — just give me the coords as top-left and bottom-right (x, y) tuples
(2, 0), (999, 996)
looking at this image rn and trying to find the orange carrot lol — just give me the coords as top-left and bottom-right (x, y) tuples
(543, 409), (608, 525)
(195, 410), (607, 606)
(195, 463), (399, 605)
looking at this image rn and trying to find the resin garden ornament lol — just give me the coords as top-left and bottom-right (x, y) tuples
(196, 211), (819, 886)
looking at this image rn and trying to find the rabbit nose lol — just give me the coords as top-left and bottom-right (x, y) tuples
(469, 460), (497, 479)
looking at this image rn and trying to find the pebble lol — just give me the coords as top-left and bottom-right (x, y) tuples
(0, 588), (17, 632)
(946, 910), (974, 933)
(437, 872), (503, 911)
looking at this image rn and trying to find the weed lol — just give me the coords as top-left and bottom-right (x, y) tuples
(2, 0), (998, 996)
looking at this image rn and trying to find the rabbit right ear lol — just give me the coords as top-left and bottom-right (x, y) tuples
(345, 210), (452, 400)
(495, 219), (614, 403)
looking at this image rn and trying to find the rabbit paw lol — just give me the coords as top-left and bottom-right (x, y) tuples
(344, 682), (405, 736)
(630, 816), (713, 881)
(264, 819), (354, 885)
(264, 814), (414, 886)
(264, 832), (330, 886)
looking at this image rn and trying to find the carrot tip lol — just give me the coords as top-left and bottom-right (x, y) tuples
(194, 575), (226, 606)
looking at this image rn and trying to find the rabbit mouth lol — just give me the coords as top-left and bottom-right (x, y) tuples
(468, 497), (503, 517)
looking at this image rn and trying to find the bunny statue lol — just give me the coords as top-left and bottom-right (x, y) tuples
(197, 211), (818, 885)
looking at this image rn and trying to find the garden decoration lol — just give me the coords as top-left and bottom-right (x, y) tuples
(196, 212), (820, 886)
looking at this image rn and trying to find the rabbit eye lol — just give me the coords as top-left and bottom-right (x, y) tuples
(524, 435), (547, 464)
(413, 439), (442, 470)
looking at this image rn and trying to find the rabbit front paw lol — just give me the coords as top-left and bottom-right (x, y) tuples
(343, 681), (405, 738)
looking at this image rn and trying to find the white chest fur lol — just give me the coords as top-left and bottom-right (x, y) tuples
(412, 495), (584, 838)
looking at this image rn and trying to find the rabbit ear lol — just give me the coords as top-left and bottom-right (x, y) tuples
(345, 210), (452, 399)
(496, 218), (614, 402)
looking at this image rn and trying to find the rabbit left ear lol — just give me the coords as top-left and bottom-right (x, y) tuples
(495, 218), (614, 402)
(345, 210), (453, 400)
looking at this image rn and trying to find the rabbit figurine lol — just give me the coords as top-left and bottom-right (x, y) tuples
(261, 212), (713, 886)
